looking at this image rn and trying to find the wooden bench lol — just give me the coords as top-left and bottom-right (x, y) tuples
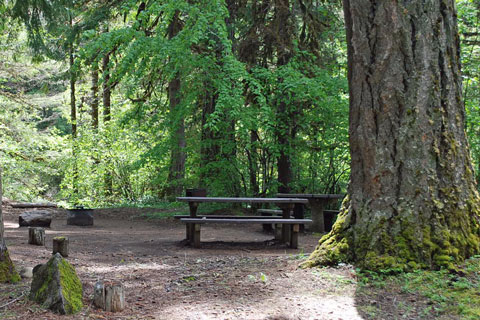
(256, 209), (283, 231)
(179, 218), (312, 249)
(176, 197), (309, 248)
(174, 215), (287, 219)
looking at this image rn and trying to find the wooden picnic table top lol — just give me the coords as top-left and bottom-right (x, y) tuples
(277, 193), (345, 200)
(176, 197), (309, 204)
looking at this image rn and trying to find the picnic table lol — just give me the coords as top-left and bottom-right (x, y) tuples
(176, 197), (310, 248)
(277, 193), (345, 233)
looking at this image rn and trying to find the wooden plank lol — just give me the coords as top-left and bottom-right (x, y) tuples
(176, 197), (309, 204)
(174, 215), (286, 219)
(257, 209), (282, 214)
(11, 202), (57, 208)
(179, 218), (312, 224)
(277, 193), (345, 200)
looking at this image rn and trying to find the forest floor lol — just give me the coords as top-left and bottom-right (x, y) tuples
(1, 205), (478, 320)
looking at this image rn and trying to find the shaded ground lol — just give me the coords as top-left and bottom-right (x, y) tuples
(3, 205), (477, 319)
(1, 206), (360, 320)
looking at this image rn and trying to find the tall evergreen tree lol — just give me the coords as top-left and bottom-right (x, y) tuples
(304, 0), (480, 270)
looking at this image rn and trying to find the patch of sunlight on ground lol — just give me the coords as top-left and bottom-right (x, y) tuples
(156, 292), (362, 320)
(83, 262), (174, 274)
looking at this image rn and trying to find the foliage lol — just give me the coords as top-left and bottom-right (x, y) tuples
(0, 0), (477, 209)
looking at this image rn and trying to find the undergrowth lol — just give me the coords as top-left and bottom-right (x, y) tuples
(356, 255), (480, 319)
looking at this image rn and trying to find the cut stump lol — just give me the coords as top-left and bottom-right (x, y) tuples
(53, 237), (69, 257)
(94, 281), (125, 312)
(28, 227), (45, 246)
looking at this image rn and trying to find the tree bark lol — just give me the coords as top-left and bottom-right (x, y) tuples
(305, 0), (480, 270)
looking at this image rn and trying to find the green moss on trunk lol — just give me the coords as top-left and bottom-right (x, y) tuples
(0, 247), (20, 283)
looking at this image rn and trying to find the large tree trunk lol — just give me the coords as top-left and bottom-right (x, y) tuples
(304, 0), (480, 270)
(166, 12), (186, 198)
(0, 168), (20, 283)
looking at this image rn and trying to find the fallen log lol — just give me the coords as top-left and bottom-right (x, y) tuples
(11, 202), (57, 208)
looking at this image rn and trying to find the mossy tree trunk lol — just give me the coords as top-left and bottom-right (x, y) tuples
(304, 0), (480, 271)
(0, 167), (20, 283)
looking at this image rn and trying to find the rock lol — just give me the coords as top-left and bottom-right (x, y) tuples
(19, 210), (52, 227)
(20, 267), (33, 279)
(29, 253), (83, 314)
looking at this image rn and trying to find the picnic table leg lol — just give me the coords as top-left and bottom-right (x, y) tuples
(274, 224), (282, 240)
(290, 224), (299, 249)
(293, 203), (305, 232)
(310, 199), (326, 233)
(187, 202), (199, 242)
(280, 203), (294, 244)
(193, 224), (201, 248)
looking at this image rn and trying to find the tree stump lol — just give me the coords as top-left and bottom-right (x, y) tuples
(28, 227), (45, 246)
(94, 281), (125, 312)
(52, 237), (69, 257)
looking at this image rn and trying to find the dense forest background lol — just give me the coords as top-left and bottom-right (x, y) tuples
(0, 0), (479, 207)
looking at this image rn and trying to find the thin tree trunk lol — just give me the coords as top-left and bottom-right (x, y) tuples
(70, 43), (78, 199)
(199, 87), (219, 187)
(305, 0), (480, 270)
(102, 51), (113, 196)
(91, 64), (99, 130)
(166, 12), (185, 198)
(275, 0), (294, 193)
(249, 130), (260, 196)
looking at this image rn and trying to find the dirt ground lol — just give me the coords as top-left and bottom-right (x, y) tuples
(1, 206), (362, 320)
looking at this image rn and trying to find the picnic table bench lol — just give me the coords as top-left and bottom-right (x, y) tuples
(176, 197), (310, 248)
(277, 193), (345, 233)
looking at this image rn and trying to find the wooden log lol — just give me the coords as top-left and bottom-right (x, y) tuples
(11, 202), (57, 208)
(28, 227), (45, 246)
(94, 281), (125, 312)
(52, 237), (69, 257)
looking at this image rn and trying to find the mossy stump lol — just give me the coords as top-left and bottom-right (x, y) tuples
(29, 253), (83, 314)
